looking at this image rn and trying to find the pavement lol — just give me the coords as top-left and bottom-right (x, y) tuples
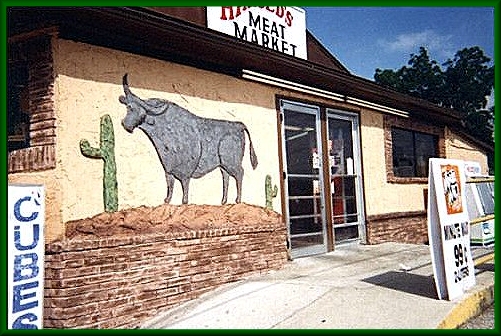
(141, 242), (495, 329)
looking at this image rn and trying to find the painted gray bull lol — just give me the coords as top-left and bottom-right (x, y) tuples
(119, 74), (258, 204)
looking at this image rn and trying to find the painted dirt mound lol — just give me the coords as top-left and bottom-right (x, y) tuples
(65, 203), (282, 239)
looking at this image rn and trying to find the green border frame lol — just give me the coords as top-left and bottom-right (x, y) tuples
(1, 1), (498, 334)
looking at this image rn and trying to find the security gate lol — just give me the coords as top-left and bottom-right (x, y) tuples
(280, 100), (365, 258)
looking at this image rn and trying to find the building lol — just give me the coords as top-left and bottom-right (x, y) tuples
(7, 7), (493, 328)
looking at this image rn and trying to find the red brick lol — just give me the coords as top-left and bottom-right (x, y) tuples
(98, 297), (130, 310)
(44, 314), (99, 329)
(41, 222), (287, 329)
(44, 290), (106, 308)
(45, 302), (99, 319)
(99, 262), (130, 273)
(47, 265), (101, 280)
(44, 282), (107, 298)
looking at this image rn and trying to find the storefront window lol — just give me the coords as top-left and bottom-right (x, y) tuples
(8, 33), (56, 173)
(392, 127), (438, 177)
(8, 63), (30, 152)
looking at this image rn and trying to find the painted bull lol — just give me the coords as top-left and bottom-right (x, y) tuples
(119, 74), (258, 204)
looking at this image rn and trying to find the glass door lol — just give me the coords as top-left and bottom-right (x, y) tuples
(326, 109), (365, 243)
(281, 101), (327, 257)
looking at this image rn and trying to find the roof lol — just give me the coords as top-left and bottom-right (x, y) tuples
(8, 6), (469, 129)
(144, 7), (351, 73)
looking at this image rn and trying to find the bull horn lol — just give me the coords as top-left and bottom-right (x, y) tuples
(122, 73), (132, 96)
(121, 73), (168, 115)
(122, 73), (144, 105)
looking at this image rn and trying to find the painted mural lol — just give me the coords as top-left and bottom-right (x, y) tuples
(79, 114), (118, 212)
(119, 74), (258, 205)
(265, 174), (278, 210)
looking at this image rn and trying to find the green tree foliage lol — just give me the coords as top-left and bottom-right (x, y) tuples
(442, 47), (494, 115)
(374, 46), (494, 145)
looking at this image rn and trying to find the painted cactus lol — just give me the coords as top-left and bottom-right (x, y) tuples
(80, 114), (118, 212)
(265, 174), (278, 210)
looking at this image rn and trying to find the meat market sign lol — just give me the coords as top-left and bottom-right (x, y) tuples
(207, 6), (307, 59)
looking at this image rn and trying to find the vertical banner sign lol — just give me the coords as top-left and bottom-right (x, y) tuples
(427, 159), (475, 300)
(207, 6), (307, 59)
(8, 185), (45, 329)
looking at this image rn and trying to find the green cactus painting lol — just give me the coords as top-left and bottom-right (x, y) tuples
(80, 114), (118, 212)
(265, 174), (278, 210)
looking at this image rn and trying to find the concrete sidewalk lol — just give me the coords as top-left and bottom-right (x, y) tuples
(141, 242), (495, 329)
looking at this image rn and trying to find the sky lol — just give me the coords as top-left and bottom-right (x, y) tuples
(303, 7), (495, 81)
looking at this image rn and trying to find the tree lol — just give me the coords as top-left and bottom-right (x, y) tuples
(464, 106), (494, 144)
(375, 47), (445, 104)
(442, 47), (494, 115)
(374, 46), (494, 146)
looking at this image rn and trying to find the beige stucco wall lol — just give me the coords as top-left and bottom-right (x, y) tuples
(360, 110), (428, 216)
(10, 38), (491, 243)
(445, 127), (490, 175)
(33, 39), (276, 237)
(360, 114), (490, 216)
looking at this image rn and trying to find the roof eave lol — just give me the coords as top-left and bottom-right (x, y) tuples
(8, 6), (463, 126)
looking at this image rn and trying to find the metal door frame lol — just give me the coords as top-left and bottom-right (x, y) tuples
(280, 100), (328, 258)
(326, 108), (366, 244)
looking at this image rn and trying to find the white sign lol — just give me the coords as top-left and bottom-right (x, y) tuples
(207, 6), (307, 59)
(464, 161), (482, 177)
(427, 159), (475, 300)
(8, 185), (45, 329)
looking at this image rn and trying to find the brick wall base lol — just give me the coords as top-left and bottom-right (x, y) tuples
(366, 211), (428, 245)
(44, 223), (287, 329)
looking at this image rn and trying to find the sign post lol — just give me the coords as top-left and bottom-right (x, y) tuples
(427, 159), (475, 300)
(8, 184), (45, 329)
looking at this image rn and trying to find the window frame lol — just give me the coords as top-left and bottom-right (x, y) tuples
(391, 127), (438, 178)
(8, 61), (30, 152)
(384, 115), (445, 184)
(8, 30), (57, 173)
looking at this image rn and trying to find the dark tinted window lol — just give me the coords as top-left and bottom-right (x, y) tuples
(392, 127), (438, 177)
(8, 63), (30, 152)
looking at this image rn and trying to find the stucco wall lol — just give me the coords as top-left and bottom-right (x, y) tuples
(51, 39), (282, 228)
(360, 110), (427, 216)
(445, 127), (489, 175)
(11, 38), (490, 243)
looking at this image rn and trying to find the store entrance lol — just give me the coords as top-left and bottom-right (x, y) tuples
(280, 100), (365, 258)
(326, 109), (365, 244)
